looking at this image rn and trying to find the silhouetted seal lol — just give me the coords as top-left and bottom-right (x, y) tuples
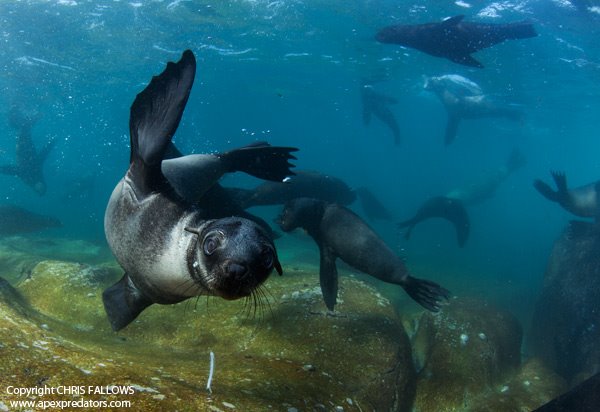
(376, 15), (537, 68)
(103, 50), (297, 331)
(277, 198), (449, 311)
(398, 196), (470, 247)
(0, 107), (55, 195)
(360, 83), (401, 145)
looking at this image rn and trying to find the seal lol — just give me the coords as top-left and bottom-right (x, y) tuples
(446, 148), (526, 206)
(533, 171), (600, 218)
(277, 198), (449, 312)
(360, 83), (401, 145)
(103, 50), (298, 331)
(424, 74), (523, 145)
(234, 170), (393, 221)
(0, 106), (55, 195)
(375, 15), (537, 68)
(398, 196), (470, 247)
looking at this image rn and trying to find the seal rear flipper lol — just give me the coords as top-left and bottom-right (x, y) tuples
(444, 115), (461, 145)
(397, 219), (416, 240)
(102, 273), (154, 331)
(550, 171), (568, 194)
(128, 49), (196, 194)
(319, 247), (338, 311)
(402, 275), (450, 312)
(219, 142), (298, 182)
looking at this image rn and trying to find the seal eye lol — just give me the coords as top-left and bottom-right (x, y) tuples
(203, 236), (220, 256)
(261, 248), (274, 269)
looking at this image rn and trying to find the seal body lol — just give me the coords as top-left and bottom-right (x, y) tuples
(376, 15), (537, 68)
(277, 198), (449, 312)
(103, 50), (295, 331)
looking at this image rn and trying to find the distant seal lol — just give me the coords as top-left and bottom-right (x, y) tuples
(446, 148), (526, 206)
(398, 196), (470, 247)
(277, 198), (449, 311)
(0, 106), (55, 195)
(360, 83), (401, 145)
(235, 170), (393, 221)
(0, 205), (61, 235)
(424, 74), (523, 145)
(375, 15), (537, 68)
(103, 50), (297, 331)
(534, 171), (600, 218)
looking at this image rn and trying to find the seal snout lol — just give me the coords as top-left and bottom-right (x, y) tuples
(226, 262), (249, 279)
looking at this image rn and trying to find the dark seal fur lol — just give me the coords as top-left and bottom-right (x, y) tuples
(277, 198), (449, 312)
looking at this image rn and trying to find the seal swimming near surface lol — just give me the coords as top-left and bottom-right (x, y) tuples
(277, 198), (449, 312)
(533, 171), (600, 218)
(424, 74), (523, 145)
(103, 50), (298, 331)
(375, 15), (537, 68)
(0, 106), (56, 195)
(398, 196), (470, 247)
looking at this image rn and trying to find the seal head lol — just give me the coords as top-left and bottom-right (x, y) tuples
(186, 216), (282, 301)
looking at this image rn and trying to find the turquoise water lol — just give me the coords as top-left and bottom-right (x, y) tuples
(1, 0), (599, 331)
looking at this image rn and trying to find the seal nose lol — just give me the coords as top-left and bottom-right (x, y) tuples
(227, 262), (248, 279)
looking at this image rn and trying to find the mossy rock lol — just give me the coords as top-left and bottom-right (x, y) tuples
(1, 261), (416, 411)
(412, 297), (523, 412)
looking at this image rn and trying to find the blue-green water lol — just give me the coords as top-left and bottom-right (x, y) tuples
(1, 0), (599, 330)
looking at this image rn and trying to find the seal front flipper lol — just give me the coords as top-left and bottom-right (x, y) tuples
(129, 49), (196, 194)
(448, 53), (484, 69)
(444, 115), (461, 145)
(402, 275), (450, 312)
(319, 246), (339, 311)
(102, 274), (154, 331)
(219, 142), (298, 182)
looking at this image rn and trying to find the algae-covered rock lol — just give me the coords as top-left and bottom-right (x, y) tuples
(1, 261), (416, 411)
(412, 297), (523, 412)
(467, 358), (566, 412)
(530, 222), (600, 384)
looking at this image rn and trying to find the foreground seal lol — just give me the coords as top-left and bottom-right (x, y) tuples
(534, 171), (600, 218)
(103, 50), (297, 331)
(277, 198), (449, 311)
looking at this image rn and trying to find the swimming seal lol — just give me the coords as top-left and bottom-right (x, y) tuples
(375, 15), (537, 68)
(424, 74), (523, 145)
(398, 196), (470, 247)
(0, 106), (55, 195)
(534, 171), (600, 218)
(277, 198), (449, 312)
(103, 50), (297, 331)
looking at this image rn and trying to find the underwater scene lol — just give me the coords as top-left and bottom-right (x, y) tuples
(1, 0), (600, 411)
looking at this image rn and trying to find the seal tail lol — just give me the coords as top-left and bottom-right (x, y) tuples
(402, 275), (450, 312)
(219, 141), (298, 182)
(128, 49), (196, 194)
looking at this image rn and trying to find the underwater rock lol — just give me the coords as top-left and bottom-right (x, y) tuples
(467, 358), (566, 412)
(411, 297), (523, 412)
(1, 261), (416, 411)
(530, 221), (600, 384)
